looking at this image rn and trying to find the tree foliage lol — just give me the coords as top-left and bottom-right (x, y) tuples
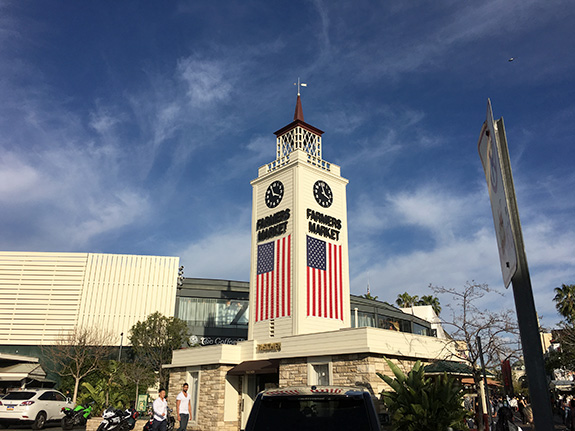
(548, 284), (575, 379)
(395, 292), (442, 315)
(41, 326), (115, 403)
(378, 358), (468, 431)
(74, 360), (156, 414)
(129, 312), (190, 387)
(553, 284), (575, 324)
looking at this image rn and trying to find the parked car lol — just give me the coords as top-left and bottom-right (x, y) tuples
(0, 388), (72, 429)
(243, 386), (382, 431)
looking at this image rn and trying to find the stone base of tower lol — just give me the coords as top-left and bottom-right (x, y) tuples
(165, 326), (461, 431)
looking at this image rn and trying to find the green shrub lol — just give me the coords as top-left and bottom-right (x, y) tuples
(378, 358), (469, 431)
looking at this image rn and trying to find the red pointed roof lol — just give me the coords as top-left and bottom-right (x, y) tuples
(274, 95), (324, 137)
(294, 95), (304, 121)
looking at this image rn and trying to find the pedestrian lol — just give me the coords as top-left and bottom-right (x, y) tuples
(176, 383), (192, 431)
(495, 406), (521, 431)
(566, 399), (575, 431)
(152, 388), (168, 431)
(518, 397), (527, 423)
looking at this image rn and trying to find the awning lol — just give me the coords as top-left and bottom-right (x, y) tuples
(0, 363), (47, 381)
(424, 361), (495, 378)
(461, 377), (501, 387)
(227, 360), (280, 376)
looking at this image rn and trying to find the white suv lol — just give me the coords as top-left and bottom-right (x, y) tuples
(0, 388), (72, 429)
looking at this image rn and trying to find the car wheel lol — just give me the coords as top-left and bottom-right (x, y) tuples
(0, 421), (8, 429)
(32, 412), (47, 430)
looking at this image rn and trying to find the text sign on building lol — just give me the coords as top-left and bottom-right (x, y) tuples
(477, 99), (517, 287)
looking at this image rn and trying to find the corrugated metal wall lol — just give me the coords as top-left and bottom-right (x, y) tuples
(0, 251), (178, 345)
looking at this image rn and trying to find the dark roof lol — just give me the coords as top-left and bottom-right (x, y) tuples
(274, 95), (324, 137)
(227, 359), (280, 375)
(424, 361), (495, 378)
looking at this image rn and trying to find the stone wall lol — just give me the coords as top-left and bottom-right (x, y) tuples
(278, 357), (307, 387)
(169, 365), (240, 431)
(168, 354), (424, 431)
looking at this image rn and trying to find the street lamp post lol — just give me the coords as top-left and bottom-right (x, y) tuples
(118, 332), (124, 362)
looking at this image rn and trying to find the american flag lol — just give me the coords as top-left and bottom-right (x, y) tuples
(307, 235), (343, 320)
(256, 235), (291, 322)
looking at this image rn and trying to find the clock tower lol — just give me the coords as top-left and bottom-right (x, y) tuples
(248, 94), (351, 340)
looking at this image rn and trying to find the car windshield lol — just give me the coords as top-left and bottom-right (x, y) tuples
(3, 392), (35, 401)
(251, 395), (371, 431)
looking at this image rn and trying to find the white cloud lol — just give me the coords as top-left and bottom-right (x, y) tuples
(0, 153), (41, 202)
(349, 183), (574, 329)
(177, 58), (234, 107)
(178, 229), (251, 281)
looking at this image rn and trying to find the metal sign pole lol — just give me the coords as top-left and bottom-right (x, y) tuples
(496, 118), (554, 430)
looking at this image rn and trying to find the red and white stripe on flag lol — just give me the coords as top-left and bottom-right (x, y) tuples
(255, 235), (291, 322)
(306, 235), (343, 320)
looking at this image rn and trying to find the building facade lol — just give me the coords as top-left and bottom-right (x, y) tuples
(0, 251), (179, 350)
(165, 96), (459, 431)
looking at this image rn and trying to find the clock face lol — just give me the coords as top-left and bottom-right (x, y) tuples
(265, 180), (284, 208)
(313, 180), (333, 208)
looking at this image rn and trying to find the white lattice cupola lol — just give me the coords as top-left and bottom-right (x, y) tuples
(273, 95), (326, 166)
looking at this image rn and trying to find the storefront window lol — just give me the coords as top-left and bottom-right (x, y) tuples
(177, 297), (249, 327)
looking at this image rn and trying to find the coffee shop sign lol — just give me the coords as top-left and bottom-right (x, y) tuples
(189, 335), (244, 346)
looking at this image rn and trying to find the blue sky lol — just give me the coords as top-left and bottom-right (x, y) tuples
(1, 0), (574, 329)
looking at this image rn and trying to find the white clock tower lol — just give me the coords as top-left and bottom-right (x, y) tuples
(248, 94), (351, 340)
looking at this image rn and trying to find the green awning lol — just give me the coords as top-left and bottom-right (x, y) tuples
(424, 361), (494, 378)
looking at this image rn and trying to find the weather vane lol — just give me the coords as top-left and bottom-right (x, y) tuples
(294, 77), (307, 96)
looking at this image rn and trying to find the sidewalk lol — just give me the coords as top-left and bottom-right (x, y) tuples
(509, 412), (566, 430)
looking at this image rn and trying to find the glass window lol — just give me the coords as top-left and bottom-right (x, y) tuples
(177, 297), (249, 328)
(3, 392), (35, 400)
(251, 396), (372, 431)
(311, 363), (330, 386)
(412, 322), (429, 336)
(39, 392), (55, 401)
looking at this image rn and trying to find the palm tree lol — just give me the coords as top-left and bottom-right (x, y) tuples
(419, 295), (442, 316)
(396, 292), (419, 308)
(553, 284), (575, 323)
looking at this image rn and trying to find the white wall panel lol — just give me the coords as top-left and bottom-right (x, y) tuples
(0, 252), (88, 344)
(0, 251), (178, 346)
(77, 253), (178, 343)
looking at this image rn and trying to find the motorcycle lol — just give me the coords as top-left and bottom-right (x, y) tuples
(143, 407), (175, 431)
(97, 407), (139, 431)
(61, 404), (94, 429)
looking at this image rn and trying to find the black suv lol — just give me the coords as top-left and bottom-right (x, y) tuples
(243, 386), (381, 431)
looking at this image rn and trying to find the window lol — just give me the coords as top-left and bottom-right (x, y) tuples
(186, 370), (200, 422)
(312, 364), (330, 386)
(308, 357), (332, 386)
(39, 392), (56, 401)
(177, 298), (249, 327)
(3, 392), (34, 400)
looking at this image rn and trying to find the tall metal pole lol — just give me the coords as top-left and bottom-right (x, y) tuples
(477, 336), (493, 430)
(496, 119), (554, 430)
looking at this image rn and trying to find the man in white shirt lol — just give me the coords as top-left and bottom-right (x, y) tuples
(176, 383), (192, 431)
(152, 388), (168, 431)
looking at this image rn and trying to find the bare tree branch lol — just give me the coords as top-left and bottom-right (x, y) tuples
(42, 326), (115, 403)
